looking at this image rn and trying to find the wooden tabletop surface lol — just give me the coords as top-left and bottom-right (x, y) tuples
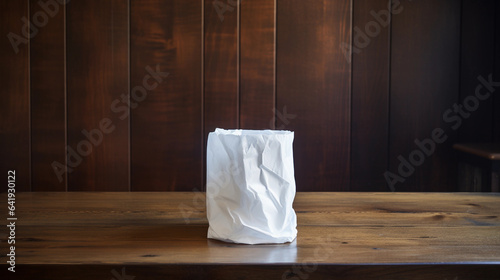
(1, 192), (500, 279)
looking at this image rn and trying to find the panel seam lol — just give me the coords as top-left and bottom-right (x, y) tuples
(348, 0), (353, 191)
(274, 0), (277, 130)
(201, 0), (205, 191)
(386, 0), (394, 192)
(28, 0), (32, 192)
(237, 0), (241, 129)
(127, 0), (131, 191)
(64, 1), (68, 191)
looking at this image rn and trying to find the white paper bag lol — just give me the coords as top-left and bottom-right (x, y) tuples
(206, 128), (297, 244)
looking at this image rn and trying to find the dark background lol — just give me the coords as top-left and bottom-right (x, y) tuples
(1, 0), (499, 192)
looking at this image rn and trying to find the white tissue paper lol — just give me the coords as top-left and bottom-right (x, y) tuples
(206, 128), (297, 244)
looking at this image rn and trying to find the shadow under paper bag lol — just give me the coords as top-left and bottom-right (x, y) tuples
(206, 128), (297, 245)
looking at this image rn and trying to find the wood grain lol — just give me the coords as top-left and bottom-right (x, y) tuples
(66, 0), (129, 191)
(389, 0), (460, 192)
(130, 0), (203, 191)
(0, 192), (499, 279)
(458, 0), (495, 143)
(0, 0), (30, 192)
(3, 264), (499, 280)
(350, 0), (390, 191)
(277, 0), (351, 191)
(204, 0), (239, 133)
(30, 0), (66, 191)
(494, 1), (500, 143)
(239, 0), (275, 129)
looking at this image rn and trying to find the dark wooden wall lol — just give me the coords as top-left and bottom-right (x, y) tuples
(1, 0), (498, 192)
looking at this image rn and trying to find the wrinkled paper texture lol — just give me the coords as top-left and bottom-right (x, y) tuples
(206, 128), (297, 244)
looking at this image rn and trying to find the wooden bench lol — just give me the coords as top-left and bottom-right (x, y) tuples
(1, 192), (499, 279)
(454, 143), (500, 192)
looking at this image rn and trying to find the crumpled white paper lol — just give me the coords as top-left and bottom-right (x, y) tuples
(206, 128), (297, 244)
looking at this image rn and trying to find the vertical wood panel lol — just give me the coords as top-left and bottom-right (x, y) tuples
(277, 0), (351, 191)
(0, 0), (30, 192)
(389, 0), (460, 192)
(239, 0), (275, 129)
(458, 0), (495, 143)
(4, 1), (493, 193)
(66, 0), (129, 191)
(131, 0), (202, 191)
(350, 0), (390, 191)
(30, 0), (66, 191)
(494, 2), (500, 142)
(204, 0), (238, 134)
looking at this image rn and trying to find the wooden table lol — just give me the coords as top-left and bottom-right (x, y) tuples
(1, 192), (499, 279)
